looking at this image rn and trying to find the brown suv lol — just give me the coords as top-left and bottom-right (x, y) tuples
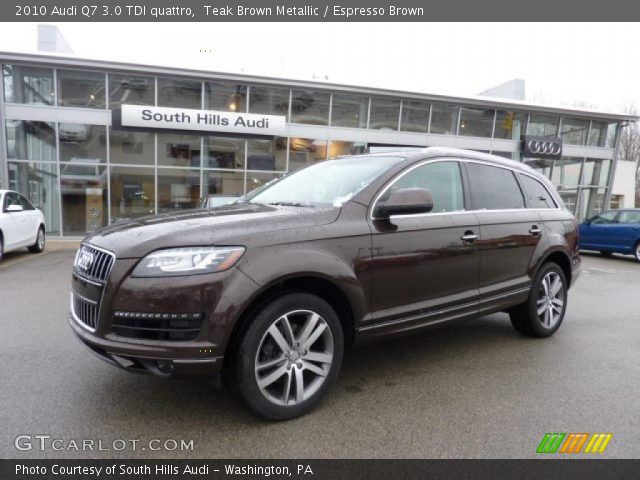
(69, 147), (580, 420)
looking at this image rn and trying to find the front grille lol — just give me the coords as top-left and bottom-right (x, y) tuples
(112, 312), (204, 341)
(72, 294), (99, 330)
(73, 244), (115, 284)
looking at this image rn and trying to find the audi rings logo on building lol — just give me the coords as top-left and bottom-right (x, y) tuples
(523, 136), (563, 160)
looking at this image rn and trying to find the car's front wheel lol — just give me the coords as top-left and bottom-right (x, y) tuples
(28, 226), (45, 253)
(232, 292), (344, 420)
(510, 262), (568, 338)
(634, 241), (640, 263)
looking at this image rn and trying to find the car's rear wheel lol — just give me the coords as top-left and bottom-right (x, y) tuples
(231, 292), (344, 420)
(510, 262), (568, 338)
(634, 241), (640, 263)
(28, 226), (45, 253)
(0, 235), (3, 262)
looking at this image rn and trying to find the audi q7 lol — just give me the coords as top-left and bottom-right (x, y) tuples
(69, 147), (580, 420)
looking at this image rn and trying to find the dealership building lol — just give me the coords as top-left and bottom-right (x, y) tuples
(0, 51), (637, 237)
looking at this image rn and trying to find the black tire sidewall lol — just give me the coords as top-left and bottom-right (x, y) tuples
(32, 227), (45, 252)
(234, 292), (344, 420)
(526, 263), (568, 337)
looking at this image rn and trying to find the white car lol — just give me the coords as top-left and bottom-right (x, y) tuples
(0, 190), (46, 261)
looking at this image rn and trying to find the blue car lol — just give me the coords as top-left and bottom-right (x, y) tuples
(579, 209), (640, 262)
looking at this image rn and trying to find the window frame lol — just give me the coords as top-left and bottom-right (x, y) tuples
(617, 210), (640, 224)
(515, 172), (558, 209)
(370, 158), (469, 220)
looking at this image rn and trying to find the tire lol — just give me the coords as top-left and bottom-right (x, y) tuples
(510, 262), (568, 338)
(0, 235), (3, 262)
(634, 241), (640, 263)
(28, 226), (45, 253)
(231, 292), (344, 420)
(599, 251), (613, 258)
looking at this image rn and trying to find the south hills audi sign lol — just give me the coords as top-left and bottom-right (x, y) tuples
(523, 135), (563, 160)
(115, 104), (286, 137)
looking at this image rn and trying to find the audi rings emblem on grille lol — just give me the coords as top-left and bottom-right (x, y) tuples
(77, 250), (94, 271)
(527, 140), (561, 155)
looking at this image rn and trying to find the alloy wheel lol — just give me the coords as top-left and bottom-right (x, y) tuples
(37, 229), (45, 250)
(536, 271), (565, 328)
(254, 310), (334, 407)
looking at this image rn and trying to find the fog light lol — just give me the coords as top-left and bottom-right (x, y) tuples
(155, 360), (175, 375)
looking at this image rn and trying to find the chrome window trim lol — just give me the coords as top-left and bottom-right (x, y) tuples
(369, 157), (562, 221)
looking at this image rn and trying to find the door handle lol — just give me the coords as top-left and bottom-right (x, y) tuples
(460, 231), (478, 244)
(529, 225), (542, 236)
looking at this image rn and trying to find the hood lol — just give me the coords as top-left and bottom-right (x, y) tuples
(86, 203), (340, 258)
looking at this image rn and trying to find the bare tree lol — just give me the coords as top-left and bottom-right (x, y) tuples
(616, 105), (640, 206)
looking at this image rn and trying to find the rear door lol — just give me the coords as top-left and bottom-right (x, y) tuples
(17, 193), (41, 243)
(368, 159), (480, 331)
(609, 210), (640, 252)
(465, 162), (545, 306)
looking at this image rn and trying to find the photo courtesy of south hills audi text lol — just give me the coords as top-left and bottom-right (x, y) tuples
(14, 463), (314, 476)
(2, 0), (640, 479)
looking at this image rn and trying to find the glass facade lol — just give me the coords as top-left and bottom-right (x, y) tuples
(0, 60), (627, 236)
(57, 69), (105, 109)
(157, 76), (201, 108)
(3, 64), (54, 105)
(400, 100), (430, 133)
(290, 89), (330, 125)
(369, 97), (400, 131)
(59, 123), (106, 163)
(205, 81), (247, 112)
(331, 94), (369, 128)
(108, 73), (155, 108)
(459, 107), (494, 138)
(249, 85), (290, 116)
(430, 104), (459, 135)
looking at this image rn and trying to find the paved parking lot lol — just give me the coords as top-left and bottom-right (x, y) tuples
(1, 246), (639, 458)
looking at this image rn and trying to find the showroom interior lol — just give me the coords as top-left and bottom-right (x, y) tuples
(0, 52), (636, 237)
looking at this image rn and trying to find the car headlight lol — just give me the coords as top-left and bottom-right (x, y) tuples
(132, 246), (245, 277)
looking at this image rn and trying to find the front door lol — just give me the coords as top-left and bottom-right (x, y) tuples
(580, 210), (618, 251)
(368, 160), (480, 332)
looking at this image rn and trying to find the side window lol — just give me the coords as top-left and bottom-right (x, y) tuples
(380, 161), (465, 213)
(616, 211), (640, 224)
(467, 163), (524, 210)
(592, 211), (617, 224)
(518, 174), (557, 209)
(18, 194), (35, 210)
(3, 192), (20, 211)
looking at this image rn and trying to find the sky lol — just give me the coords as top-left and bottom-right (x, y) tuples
(0, 22), (638, 114)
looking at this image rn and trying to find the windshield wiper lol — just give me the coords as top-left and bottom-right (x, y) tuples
(268, 201), (315, 208)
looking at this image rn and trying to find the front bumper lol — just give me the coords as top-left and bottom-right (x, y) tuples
(68, 253), (260, 379)
(69, 315), (223, 377)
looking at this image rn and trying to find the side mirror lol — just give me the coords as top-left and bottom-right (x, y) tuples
(6, 204), (23, 213)
(375, 188), (434, 219)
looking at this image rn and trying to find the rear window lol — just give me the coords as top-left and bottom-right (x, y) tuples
(518, 173), (557, 209)
(467, 163), (524, 210)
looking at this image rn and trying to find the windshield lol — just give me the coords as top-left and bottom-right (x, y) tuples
(243, 156), (402, 208)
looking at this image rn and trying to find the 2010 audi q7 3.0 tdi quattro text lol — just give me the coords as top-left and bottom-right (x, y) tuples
(69, 147), (580, 420)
